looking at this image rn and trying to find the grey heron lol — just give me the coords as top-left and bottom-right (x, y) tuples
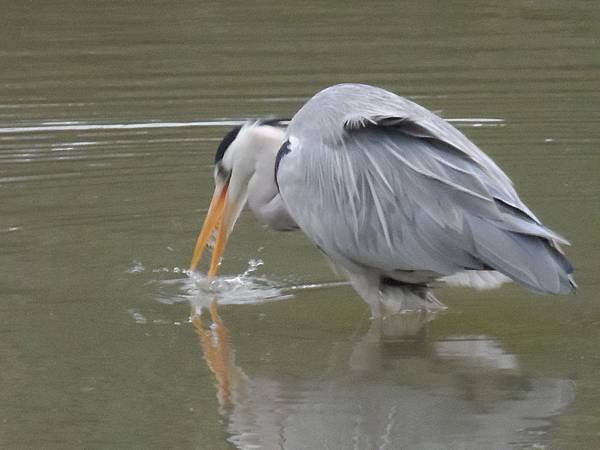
(190, 83), (575, 316)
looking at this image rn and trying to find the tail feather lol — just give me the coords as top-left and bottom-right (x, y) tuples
(468, 217), (575, 294)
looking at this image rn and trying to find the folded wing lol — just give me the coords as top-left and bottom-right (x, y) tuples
(280, 86), (574, 294)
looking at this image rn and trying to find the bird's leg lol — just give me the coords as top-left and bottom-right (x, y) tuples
(344, 271), (383, 319)
(369, 299), (382, 319)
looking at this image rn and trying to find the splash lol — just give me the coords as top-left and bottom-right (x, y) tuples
(188, 259), (294, 308)
(149, 258), (350, 311)
(152, 259), (293, 312)
(127, 258), (350, 325)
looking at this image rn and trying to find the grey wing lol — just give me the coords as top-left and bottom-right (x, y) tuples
(279, 105), (574, 294)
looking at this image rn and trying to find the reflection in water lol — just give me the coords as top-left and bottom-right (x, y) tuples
(191, 293), (574, 450)
(192, 301), (238, 411)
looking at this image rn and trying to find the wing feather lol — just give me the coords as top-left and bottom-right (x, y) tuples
(280, 84), (574, 293)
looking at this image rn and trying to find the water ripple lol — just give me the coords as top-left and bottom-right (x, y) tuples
(0, 117), (504, 135)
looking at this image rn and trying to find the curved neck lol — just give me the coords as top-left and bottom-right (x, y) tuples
(236, 125), (297, 230)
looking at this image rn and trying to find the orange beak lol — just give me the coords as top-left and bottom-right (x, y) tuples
(190, 181), (231, 278)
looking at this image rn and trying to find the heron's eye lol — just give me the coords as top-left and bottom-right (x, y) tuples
(215, 162), (231, 181)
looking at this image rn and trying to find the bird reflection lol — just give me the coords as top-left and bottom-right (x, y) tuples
(191, 301), (237, 410)
(190, 294), (574, 449)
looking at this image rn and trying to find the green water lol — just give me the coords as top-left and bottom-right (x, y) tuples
(1, 1), (599, 448)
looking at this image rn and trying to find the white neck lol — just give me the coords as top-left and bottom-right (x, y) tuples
(226, 124), (297, 230)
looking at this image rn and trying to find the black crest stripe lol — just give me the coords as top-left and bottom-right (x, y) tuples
(274, 139), (291, 192)
(214, 125), (242, 164)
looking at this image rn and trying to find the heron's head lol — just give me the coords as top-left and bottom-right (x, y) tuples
(189, 121), (286, 276)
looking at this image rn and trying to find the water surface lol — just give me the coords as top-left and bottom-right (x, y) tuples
(1, 1), (599, 448)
